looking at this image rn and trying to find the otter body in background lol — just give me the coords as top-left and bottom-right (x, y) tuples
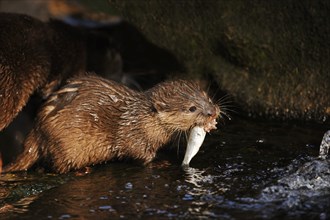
(0, 13), (85, 131)
(0, 12), (182, 133)
(3, 75), (219, 173)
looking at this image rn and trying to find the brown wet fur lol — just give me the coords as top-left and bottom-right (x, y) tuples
(3, 75), (220, 173)
(0, 13), (86, 131)
(0, 13), (50, 131)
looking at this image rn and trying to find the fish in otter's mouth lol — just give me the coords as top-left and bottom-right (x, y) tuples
(182, 117), (218, 167)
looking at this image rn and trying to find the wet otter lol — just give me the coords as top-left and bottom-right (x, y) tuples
(3, 75), (220, 173)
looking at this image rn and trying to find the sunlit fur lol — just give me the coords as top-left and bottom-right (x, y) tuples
(148, 80), (220, 132)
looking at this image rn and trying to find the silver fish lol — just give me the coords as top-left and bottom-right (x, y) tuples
(182, 126), (206, 167)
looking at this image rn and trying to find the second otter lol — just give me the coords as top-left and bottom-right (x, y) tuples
(3, 75), (220, 173)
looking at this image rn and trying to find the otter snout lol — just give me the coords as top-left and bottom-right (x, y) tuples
(203, 105), (219, 118)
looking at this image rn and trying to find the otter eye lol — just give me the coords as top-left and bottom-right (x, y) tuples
(189, 106), (197, 112)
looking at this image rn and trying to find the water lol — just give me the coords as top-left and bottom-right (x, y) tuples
(0, 117), (329, 219)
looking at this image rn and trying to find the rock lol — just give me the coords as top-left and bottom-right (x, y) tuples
(106, 0), (330, 122)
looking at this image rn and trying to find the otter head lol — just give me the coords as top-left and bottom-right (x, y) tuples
(148, 80), (220, 133)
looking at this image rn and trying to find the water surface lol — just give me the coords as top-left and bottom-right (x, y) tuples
(0, 117), (329, 219)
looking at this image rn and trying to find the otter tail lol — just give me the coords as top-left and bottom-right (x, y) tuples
(2, 132), (40, 173)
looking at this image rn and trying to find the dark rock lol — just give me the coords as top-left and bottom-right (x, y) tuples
(106, 0), (330, 122)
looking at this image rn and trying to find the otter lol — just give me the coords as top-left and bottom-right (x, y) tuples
(3, 75), (220, 173)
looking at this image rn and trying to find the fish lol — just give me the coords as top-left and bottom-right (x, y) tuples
(182, 126), (206, 167)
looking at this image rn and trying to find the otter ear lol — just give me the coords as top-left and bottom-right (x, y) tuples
(152, 101), (168, 112)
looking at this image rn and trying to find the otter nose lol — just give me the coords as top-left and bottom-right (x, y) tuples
(204, 107), (217, 118)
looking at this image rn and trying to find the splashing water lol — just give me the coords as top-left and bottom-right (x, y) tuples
(257, 131), (330, 218)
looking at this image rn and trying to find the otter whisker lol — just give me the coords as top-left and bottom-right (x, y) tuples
(174, 130), (182, 157)
(211, 89), (224, 102)
(216, 93), (232, 102)
(217, 101), (236, 109)
(220, 110), (232, 121)
(205, 81), (214, 97)
(219, 106), (234, 113)
(216, 96), (238, 118)
(185, 129), (190, 141)
(218, 94), (232, 99)
(217, 101), (235, 110)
